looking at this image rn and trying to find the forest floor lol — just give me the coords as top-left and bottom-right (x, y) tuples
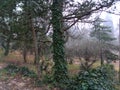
(0, 61), (120, 90)
(0, 51), (120, 90)
(0, 63), (51, 90)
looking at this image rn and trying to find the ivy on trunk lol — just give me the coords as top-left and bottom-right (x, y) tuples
(51, 0), (68, 85)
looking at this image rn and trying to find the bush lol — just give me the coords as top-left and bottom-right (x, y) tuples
(43, 74), (54, 84)
(66, 64), (118, 90)
(4, 64), (19, 74)
(4, 64), (37, 78)
(19, 66), (37, 78)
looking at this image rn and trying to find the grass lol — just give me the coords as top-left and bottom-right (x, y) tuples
(68, 64), (80, 71)
(22, 64), (37, 73)
(67, 61), (101, 75)
(0, 51), (35, 64)
(92, 61), (101, 68)
(0, 51), (120, 77)
(68, 64), (80, 74)
(116, 84), (120, 90)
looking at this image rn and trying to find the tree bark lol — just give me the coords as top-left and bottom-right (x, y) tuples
(29, 15), (41, 76)
(100, 47), (104, 65)
(119, 18), (120, 83)
(23, 44), (27, 63)
(3, 38), (10, 56)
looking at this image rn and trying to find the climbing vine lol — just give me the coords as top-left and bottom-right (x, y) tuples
(51, 0), (68, 85)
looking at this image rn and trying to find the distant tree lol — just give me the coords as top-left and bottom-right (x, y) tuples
(90, 18), (116, 65)
(104, 50), (118, 63)
(76, 39), (100, 70)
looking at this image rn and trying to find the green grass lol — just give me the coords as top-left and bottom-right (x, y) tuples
(92, 61), (101, 68)
(68, 64), (80, 75)
(67, 61), (102, 75)
(116, 85), (120, 90)
(68, 64), (80, 71)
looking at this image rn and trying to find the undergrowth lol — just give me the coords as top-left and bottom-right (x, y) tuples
(4, 64), (38, 78)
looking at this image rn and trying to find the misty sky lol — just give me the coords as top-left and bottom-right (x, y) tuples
(74, 0), (120, 38)
(100, 1), (120, 38)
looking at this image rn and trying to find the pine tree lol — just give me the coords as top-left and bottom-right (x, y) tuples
(90, 18), (116, 65)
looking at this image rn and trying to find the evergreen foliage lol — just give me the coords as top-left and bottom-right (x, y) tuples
(67, 64), (117, 90)
(90, 18), (117, 65)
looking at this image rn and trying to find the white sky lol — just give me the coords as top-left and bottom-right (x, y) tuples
(74, 0), (120, 38)
(100, 1), (120, 37)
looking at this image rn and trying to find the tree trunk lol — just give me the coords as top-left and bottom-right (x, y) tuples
(32, 25), (39, 64)
(28, 12), (39, 65)
(119, 18), (120, 83)
(23, 44), (27, 63)
(100, 46), (104, 65)
(29, 15), (41, 76)
(24, 0), (40, 76)
(51, 0), (68, 84)
(4, 38), (10, 56)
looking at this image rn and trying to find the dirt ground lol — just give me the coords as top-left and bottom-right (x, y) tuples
(0, 59), (119, 90)
(0, 63), (45, 90)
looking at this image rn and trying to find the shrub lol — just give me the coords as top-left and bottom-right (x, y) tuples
(19, 66), (37, 78)
(4, 64), (37, 78)
(4, 64), (19, 74)
(67, 64), (118, 90)
(43, 74), (54, 84)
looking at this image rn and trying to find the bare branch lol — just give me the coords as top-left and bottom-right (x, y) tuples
(63, 0), (115, 31)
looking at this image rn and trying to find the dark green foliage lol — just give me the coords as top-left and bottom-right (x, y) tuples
(104, 50), (118, 63)
(66, 64), (117, 90)
(19, 66), (37, 78)
(34, 79), (44, 87)
(4, 64), (37, 78)
(90, 18), (116, 65)
(51, 0), (68, 85)
(0, 0), (20, 56)
(4, 64), (19, 74)
(90, 18), (116, 42)
(42, 74), (54, 84)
